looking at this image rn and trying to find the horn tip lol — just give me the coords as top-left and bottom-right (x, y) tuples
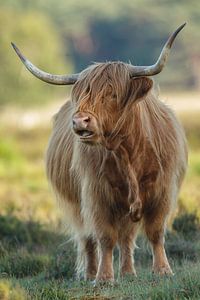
(180, 22), (187, 30)
(11, 42), (26, 63)
(167, 23), (186, 48)
(175, 22), (187, 35)
(11, 42), (18, 52)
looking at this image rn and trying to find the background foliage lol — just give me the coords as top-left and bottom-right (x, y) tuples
(1, 0), (200, 105)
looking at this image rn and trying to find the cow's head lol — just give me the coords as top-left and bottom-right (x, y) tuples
(12, 24), (185, 148)
(70, 62), (153, 148)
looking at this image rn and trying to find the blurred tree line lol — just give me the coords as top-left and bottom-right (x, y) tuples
(1, 0), (200, 106)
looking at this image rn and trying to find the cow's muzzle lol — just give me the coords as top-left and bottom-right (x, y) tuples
(72, 112), (98, 141)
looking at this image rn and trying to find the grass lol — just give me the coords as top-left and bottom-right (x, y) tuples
(0, 125), (59, 223)
(1, 264), (200, 299)
(0, 103), (200, 299)
(13, 265), (200, 299)
(0, 213), (199, 299)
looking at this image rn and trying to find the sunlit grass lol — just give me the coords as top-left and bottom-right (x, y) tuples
(176, 149), (200, 219)
(0, 126), (59, 223)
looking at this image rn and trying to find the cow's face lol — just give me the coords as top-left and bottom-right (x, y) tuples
(71, 63), (153, 148)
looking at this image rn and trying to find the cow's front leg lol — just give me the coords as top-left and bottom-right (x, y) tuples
(151, 238), (173, 275)
(144, 207), (173, 275)
(119, 236), (136, 277)
(84, 237), (98, 280)
(118, 222), (139, 277)
(96, 235), (117, 282)
(77, 237), (98, 280)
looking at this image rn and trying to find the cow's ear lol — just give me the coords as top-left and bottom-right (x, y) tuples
(130, 77), (153, 103)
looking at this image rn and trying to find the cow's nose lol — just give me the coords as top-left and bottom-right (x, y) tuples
(72, 115), (90, 130)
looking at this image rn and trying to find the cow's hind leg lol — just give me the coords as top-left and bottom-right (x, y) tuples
(144, 204), (173, 275)
(95, 229), (118, 282)
(118, 221), (139, 277)
(77, 236), (98, 280)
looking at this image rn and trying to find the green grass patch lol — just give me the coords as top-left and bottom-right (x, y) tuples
(0, 214), (199, 299)
(0, 215), (61, 251)
(0, 253), (49, 278)
(10, 262), (200, 300)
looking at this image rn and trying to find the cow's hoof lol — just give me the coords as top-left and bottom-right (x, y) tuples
(94, 274), (114, 287)
(85, 273), (97, 281)
(153, 265), (174, 276)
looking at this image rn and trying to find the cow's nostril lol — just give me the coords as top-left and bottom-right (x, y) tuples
(83, 117), (90, 123)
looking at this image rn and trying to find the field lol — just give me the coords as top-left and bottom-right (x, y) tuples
(0, 93), (200, 299)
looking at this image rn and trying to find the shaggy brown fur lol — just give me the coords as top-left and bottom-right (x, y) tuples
(46, 62), (187, 282)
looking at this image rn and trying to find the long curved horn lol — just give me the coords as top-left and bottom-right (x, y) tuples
(129, 23), (186, 77)
(11, 42), (79, 85)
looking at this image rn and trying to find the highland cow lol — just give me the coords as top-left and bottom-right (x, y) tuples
(12, 23), (187, 282)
